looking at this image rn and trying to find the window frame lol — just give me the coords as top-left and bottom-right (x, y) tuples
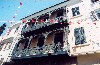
(90, 9), (100, 21)
(72, 6), (80, 16)
(74, 27), (86, 45)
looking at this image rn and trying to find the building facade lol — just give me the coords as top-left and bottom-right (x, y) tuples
(0, 0), (100, 65)
(68, 0), (100, 65)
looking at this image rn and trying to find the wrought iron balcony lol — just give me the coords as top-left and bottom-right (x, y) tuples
(21, 16), (67, 34)
(12, 43), (68, 59)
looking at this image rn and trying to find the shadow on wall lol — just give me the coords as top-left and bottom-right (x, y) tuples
(3, 54), (77, 65)
(78, 53), (100, 65)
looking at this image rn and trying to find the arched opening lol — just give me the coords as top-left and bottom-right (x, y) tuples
(17, 39), (29, 50)
(54, 31), (64, 52)
(37, 35), (45, 47)
(54, 32), (64, 47)
(45, 32), (54, 45)
(30, 37), (38, 48)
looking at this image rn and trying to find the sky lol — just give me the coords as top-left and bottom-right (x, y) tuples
(0, 0), (65, 35)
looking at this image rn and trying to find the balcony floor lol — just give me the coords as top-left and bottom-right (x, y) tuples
(12, 50), (67, 60)
(3, 54), (77, 65)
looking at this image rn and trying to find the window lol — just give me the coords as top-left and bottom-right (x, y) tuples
(90, 9), (100, 21)
(74, 27), (86, 45)
(91, 0), (99, 3)
(97, 13), (100, 19)
(90, 11), (97, 21)
(72, 7), (80, 16)
(95, 9), (100, 19)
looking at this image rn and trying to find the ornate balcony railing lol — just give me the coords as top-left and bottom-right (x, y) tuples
(13, 43), (68, 59)
(21, 16), (67, 33)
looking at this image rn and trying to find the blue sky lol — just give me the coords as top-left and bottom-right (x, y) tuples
(0, 0), (65, 22)
(0, 0), (65, 35)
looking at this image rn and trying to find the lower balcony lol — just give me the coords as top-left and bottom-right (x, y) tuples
(12, 44), (68, 59)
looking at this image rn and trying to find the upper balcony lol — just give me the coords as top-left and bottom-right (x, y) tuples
(21, 16), (68, 34)
(20, 7), (68, 37)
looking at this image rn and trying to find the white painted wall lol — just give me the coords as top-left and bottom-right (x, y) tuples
(77, 53), (100, 65)
(67, 0), (100, 56)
